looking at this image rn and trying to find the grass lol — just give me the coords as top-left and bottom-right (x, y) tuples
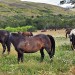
(0, 37), (75, 75)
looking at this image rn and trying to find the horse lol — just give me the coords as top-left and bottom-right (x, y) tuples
(65, 28), (72, 38)
(69, 29), (75, 50)
(69, 29), (75, 36)
(9, 33), (55, 63)
(70, 34), (75, 50)
(18, 31), (33, 37)
(0, 30), (11, 54)
(41, 29), (46, 32)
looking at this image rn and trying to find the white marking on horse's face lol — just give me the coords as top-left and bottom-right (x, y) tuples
(70, 29), (75, 35)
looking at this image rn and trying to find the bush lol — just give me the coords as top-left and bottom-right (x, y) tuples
(5, 27), (17, 32)
(5, 26), (36, 32)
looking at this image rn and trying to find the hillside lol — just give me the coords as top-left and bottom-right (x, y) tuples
(0, 0), (75, 29)
(0, 0), (75, 17)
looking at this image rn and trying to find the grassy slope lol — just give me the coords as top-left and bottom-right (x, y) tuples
(0, 0), (75, 17)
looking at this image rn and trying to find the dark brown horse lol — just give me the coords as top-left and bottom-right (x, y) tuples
(9, 33), (55, 63)
(65, 28), (72, 38)
(0, 30), (11, 54)
(18, 32), (33, 37)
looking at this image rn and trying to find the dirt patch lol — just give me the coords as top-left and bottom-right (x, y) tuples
(33, 29), (66, 37)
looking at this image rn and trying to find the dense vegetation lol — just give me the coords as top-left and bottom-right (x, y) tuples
(0, 0), (75, 32)
(1, 14), (75, 31)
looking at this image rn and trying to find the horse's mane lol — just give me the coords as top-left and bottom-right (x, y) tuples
(11, 33), (20, 37)
(11, 33), (26, 40)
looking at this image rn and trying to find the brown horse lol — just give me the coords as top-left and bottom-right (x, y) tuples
(9, 33), (55, 63)
(41, 29), (46, 32)
(0, 30), (11, 54)
(65, 28), (72, 38)
(18, 32), (33, 37)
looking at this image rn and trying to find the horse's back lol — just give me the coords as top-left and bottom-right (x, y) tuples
(22, 32), (33, 36)
(24, 34), (50, 44)
(30, 34), (51, 47)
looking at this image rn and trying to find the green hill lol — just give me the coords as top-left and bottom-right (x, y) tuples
(0, 0), (75, 30)
(0, 0), (75, 17)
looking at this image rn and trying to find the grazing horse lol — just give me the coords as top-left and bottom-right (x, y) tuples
(18, 32), (33, 37)
(9, 33), (55, 63)
(65, 28), (72, 38)
(0, 30), (11, 54)
(41, 29), (46, 32)
(69, 29), (75, 50)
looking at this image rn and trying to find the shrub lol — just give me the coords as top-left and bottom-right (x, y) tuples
(5, 26), (36, 32)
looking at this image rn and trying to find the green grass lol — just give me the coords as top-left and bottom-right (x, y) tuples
(0, 37), (74, 75)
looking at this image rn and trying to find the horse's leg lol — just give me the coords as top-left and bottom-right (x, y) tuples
(2, 43), (6, 54)
(18, 52), (21, 64)
(40, 48), (44, 62)
(71, 44), (74, 50)
(18, 52), (24, 63)
(20, 53), (24, 62)
(6, 41), (11, 55)
(45, 48), (53, 62)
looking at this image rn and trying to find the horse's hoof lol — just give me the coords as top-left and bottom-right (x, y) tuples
(50, 58), (53, 63)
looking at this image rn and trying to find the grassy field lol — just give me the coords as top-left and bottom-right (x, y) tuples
(0, 29), (75, 75)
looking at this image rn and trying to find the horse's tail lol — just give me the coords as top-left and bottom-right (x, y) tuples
(47, 35), (55, 58)
(66, 32), (67, 38)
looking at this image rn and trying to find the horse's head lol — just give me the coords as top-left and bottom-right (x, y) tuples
(69, 29), (75, 41)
